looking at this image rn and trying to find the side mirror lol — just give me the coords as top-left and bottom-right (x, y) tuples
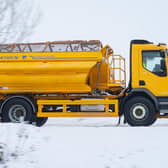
(160, 50), (165, 57)
(159, 59), (167, 76)
(161, 59), (166, 70)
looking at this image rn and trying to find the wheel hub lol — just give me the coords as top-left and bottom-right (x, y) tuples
(8, 105), (26, 122)
(131, 104), (147, 120)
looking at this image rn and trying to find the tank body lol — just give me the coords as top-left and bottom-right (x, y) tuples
(0, 52), (102, 94)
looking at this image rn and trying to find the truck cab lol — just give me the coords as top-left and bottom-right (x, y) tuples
(123, 40), (168, 126)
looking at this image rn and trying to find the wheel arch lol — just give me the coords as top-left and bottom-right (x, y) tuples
(0, 95), (36, 114)
(119, 88), (159, 115)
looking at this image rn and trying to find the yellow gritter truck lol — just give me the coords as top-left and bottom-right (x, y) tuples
(0, 39), (167, 126)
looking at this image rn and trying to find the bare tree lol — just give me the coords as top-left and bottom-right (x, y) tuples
(0, 0), (41, 43)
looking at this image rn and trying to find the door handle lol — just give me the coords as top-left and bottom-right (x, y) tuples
(139, 80), (146, 86)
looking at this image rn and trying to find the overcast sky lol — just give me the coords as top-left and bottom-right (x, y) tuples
(31, 0), (168, 76)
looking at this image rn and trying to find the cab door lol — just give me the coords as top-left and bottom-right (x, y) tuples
(139, 50), (168, 96)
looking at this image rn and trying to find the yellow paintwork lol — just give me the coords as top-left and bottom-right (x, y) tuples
(0, 41), (126, 118)
(0, 46), (124, 94)
(131, 43), (168, 96)
(37, 99), (118, 117)
(2, 40), (168, 119)
(0, 52), (101, 93)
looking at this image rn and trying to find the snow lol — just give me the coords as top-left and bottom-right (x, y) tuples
(0, 117), (168, 168)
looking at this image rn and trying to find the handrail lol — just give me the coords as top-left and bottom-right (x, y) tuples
(108, 54), (126, 88)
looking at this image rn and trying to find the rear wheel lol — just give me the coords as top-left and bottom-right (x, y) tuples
(124, 97), (157, 126)
(1, 98), (32, 123)
(30, 115), (48, 127)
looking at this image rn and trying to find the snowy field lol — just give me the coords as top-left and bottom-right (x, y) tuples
(1, 117), (168, 168)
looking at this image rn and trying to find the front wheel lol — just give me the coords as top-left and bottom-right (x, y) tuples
(124, 97), (157, 126)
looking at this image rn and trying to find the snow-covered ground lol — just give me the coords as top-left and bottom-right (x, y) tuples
(1, 117), (168, 168)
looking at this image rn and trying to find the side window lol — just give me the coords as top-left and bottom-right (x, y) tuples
(142, 50), (167, 76)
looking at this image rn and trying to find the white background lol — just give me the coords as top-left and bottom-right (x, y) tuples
(31, 0), (168, 58)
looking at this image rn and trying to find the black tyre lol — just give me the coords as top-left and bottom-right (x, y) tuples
(124, 97), (157, 126)
(30, 115), (48, 127)
(1, 98), (33, 123)
(35, 117), (48, 127)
